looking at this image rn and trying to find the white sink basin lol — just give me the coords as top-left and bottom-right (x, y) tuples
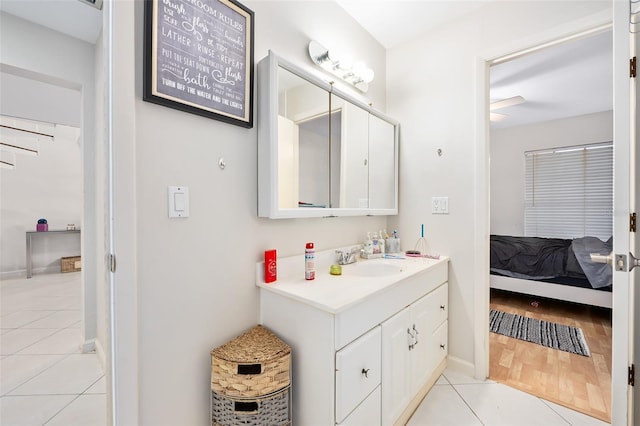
(346, 261), (404, 277)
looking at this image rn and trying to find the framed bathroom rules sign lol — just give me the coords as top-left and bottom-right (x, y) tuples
(143, 0), (254, 128)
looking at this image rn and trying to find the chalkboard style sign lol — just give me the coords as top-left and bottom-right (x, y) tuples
(143, 0), (254, 128)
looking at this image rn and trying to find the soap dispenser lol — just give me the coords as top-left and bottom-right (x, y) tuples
(372, 231), (380, 254)
(378, 230), (386, 254)
(363, 233), (374, 256)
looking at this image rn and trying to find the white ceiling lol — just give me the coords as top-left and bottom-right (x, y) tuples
(0, 0), (102, 44)
(335, 0), (612, 129)
(0, 0), (613, 129)
(336, 0), (495, 50)
(489, 30), (612, 129)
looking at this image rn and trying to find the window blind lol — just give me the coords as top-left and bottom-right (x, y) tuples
(524, 142), (613, 240)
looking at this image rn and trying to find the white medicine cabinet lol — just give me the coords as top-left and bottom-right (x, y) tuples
(257, 51), (399, 219)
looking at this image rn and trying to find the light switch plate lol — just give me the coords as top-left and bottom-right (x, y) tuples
(432, 197), (449, 214)
(168, 186), (189, 218)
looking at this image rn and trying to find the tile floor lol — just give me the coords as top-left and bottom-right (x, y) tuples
(1, 272), (106, 426)
(2, 273), (610, 426)
(408, 368), (610, 426)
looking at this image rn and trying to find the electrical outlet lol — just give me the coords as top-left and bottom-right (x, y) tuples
(431, 197), (449, 214)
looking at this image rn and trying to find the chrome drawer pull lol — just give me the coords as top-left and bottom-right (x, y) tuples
(361, 368), (370, 378)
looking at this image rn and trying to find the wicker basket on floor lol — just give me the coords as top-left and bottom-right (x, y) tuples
(211, 325), (291, 398)
(211, 387), (291, 426)
(61, 256), (81, 273)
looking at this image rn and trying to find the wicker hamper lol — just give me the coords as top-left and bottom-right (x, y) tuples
(211, 387), (290, 426)
(211, 325), (291, 398)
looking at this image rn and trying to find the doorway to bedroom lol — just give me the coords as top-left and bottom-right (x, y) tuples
(488, 29), (614, 423)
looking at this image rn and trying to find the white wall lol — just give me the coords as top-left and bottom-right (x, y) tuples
(0, 11), (101, 352)
(386, 1), (610, 370)
(490, 111), (613, 236)
(113, 1), (389, 423)
(0, 125), (82, 275)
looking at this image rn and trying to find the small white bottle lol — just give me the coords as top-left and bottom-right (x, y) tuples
(372, 232), (380, 254)
(363, 233), (374, 256)
(305, 242), (315, 280)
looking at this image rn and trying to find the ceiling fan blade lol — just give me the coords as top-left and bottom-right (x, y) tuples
(490, 112), (508, 122)
(490, 95), (525, 111)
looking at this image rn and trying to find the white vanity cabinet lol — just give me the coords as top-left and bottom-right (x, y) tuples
(257, 254), (449, 425)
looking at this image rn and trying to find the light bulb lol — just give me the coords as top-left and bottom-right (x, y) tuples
(361, 68), (374, 83)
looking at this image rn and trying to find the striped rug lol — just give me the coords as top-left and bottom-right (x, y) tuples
(489, 310), (591, 357)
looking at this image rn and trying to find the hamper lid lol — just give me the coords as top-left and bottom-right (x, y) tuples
(211, 325), (290, 363)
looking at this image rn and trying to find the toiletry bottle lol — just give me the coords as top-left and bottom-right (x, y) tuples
(372, 231), (380, 254)
(305, 242), (315, 280)
(363, 233), (374, 256)
(379, 230), (386, 254)
(264, 249), (277, 283)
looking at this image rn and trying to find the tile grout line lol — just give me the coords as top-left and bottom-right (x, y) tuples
(42, 393), (82, 426)
(447, 382), (488, 426)
(538, 398), (576, 426)
(11, 328), (78, 356)
(0, 351), (76, 396)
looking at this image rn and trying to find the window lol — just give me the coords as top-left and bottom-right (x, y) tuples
(524, 142), (613, 240)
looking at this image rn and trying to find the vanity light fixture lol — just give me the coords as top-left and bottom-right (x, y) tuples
(308, 40), (375, 92)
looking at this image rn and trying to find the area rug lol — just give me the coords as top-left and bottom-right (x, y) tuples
(489, 310), (591, 357)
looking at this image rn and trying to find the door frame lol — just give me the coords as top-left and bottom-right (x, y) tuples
(106, 0), (139, 423)
(473, 3), (632, 423)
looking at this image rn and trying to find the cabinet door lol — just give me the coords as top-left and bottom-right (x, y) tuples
(381, 307), (411, 425)
(336, 326), (381, 423)
(409, 294), (432, 395)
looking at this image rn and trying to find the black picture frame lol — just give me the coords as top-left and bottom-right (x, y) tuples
(143, 0), (254, 128)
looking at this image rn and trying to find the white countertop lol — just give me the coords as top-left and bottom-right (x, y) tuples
(256, 248), (449, 314)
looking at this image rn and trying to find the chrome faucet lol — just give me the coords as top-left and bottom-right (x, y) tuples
(336, 246), (360, 265)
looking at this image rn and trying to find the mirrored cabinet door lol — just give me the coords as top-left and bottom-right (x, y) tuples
(368, 114), (396, 210)
(335, 97), (370, 209)
(258, 51), (399, 219)
(277, 66), (330, 209)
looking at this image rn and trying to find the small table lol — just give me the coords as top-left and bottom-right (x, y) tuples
(26, 229), (81, 278)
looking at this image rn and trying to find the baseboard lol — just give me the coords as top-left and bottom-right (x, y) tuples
(82, 338), (96, 353)
(0, 266), (60, 280)
(95, 338), (107, 372)
(0, 270), (26, 280)
(394, 358), (447, 426)
(446, 355), (476, 378)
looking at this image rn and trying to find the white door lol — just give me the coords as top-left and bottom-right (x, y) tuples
(633, 14), (640, 426)
(612, 0), (638, 423)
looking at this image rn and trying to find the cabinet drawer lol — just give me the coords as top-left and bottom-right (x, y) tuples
(336, 326), (381, 423)
(422, 282), (448, 333)
(337, 386), (380, 426)
(430, 320), (448, 371)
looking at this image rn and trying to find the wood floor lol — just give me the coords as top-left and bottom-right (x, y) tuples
(489, 288), (612, 423)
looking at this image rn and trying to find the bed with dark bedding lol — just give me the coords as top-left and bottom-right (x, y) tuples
(489, 235), (613, 308)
